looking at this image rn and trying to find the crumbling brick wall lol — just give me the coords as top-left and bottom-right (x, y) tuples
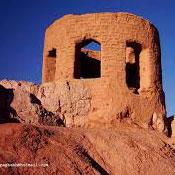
(42, 12), (166, 129)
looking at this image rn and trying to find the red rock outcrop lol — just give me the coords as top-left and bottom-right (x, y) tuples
(0, 80), (167, 132)
(0, 80), (64, 126)
(0, 80), (174, 174)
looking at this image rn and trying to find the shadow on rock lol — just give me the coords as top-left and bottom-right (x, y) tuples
(0, 85), (19, 123)
(30, 93), (65, 127)
(167, 116), (174, 137)
(30, 94), (41, 105)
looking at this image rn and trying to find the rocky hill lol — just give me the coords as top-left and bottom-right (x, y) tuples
(1, 124), (175, 175)
(0, 80), (175, 175)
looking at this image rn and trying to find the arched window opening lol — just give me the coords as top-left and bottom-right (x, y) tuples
(126, 42), (142, 94)
(74, 39), (101, 79)
(83, 41), (101, 51)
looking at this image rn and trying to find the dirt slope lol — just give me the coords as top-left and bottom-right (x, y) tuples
(0, 123), (175, 175)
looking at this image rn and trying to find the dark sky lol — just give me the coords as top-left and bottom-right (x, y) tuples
(0, 0), (174, 116)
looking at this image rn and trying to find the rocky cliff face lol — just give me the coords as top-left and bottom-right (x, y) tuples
(0, 80), (91, 127)
(0, 80), (166, 132)
(0, 80), (175, 175)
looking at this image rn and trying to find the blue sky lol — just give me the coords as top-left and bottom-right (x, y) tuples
(0, 0), (174, 116)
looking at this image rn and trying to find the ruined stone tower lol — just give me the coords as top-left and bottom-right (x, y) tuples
(42, 12), (166, 128)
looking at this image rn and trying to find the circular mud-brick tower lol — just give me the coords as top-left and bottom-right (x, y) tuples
(42, 12), (166, 130)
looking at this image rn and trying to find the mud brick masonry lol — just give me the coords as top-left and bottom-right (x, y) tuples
(42, 12), (166, 128)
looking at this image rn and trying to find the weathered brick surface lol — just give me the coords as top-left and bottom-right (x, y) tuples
(42, 12), (166, 129)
